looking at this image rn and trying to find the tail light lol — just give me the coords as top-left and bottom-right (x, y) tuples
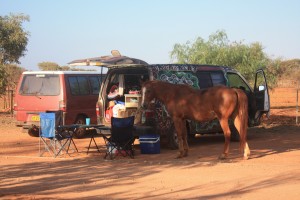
(59, 100), (66, 112)
(142, 109), (155, 125)
(13, 103), (18, 118)
(13, 103), (17, 111)
(96, 103), (100, 117)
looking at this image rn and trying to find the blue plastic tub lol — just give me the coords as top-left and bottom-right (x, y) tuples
(139, 134), (160, 154)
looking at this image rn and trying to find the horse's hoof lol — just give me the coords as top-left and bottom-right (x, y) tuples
(176, 153), (184, 159)
(219, 154), (227, 160)
(243, 155), (249, 160)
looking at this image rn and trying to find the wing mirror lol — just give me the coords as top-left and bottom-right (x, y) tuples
(258, 85), (265, 91)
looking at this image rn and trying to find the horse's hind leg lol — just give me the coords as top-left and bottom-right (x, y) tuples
(219, 118), (231, 159)
(173, 118), (188, 158)
(234, 116), (250, 160)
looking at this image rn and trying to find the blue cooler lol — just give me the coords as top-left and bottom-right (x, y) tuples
(139, 134), (160, 154)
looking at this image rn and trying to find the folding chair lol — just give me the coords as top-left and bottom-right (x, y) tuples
(39, 111), (77, 157)
(104, 116), (135, 159)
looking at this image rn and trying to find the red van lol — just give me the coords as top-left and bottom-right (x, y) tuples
(14, 71), (105, 138)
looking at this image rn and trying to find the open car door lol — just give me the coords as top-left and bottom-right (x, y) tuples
(254, 69), (270, 123)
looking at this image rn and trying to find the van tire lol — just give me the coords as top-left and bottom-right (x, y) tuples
(28, 126), (39, 137)
(73, 116), (87, 139)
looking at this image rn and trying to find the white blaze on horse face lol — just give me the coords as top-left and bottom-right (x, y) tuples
(141, 87), (146, 106)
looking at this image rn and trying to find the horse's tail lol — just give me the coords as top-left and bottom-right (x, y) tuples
(234, 89), (249, 152)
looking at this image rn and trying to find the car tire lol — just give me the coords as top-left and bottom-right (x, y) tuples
(28, 126), (39, 137)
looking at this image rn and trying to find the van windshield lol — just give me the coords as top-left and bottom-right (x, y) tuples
(19, 74), (60, 96)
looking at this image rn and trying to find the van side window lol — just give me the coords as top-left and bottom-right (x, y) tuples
(197, 71), (226, 89)
(69, 76), (90, 95)
(197, 72), (213, 88)
(89, 76), (101, 95)
(227, 73), (251, 92)
(211, 72), (226, 86)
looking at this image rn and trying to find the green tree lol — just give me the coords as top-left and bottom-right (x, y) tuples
(0, 13), (29, 95)
(170, 30), (270, 83)
(38, 62), (61, 71)
(3, 64), (25, 89)
(60, 65), (71, 71)
(0, 66), (7, 94)
(38, 62), (95, 71)
(38, 62), (73, 71)
(0, 13), (30, 64)
(278, 59), (300, 80)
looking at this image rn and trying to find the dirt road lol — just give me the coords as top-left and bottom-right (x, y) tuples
(1, 111), (300, 200)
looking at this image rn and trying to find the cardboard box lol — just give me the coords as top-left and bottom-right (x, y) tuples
(117, 108), (136, 117)
(116, 108), (142, 124)
(117, 108), (126, 118)
(125, 94), (141, 108)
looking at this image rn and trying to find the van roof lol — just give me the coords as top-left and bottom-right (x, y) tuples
(22, 71), (106, 75)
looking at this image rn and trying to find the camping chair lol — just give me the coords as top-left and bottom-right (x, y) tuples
(39, 111), (77, 157)
(104, 116), (135, 159)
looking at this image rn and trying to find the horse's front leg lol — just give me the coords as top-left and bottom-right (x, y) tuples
(181, 120), (189, 157)
(219, 118), (231, 159)
(173, 118), (188, 158)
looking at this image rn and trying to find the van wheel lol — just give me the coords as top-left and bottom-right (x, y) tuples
(188, 134), (196, 141)
(73, 117), (87, 139)
(28, 126), (39, 137)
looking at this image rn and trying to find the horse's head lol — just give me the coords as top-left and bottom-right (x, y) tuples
(141, 80), (156, 109)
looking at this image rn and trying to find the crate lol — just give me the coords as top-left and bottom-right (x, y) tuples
(125, 94), (141, 108)
(139, 134), (160, 154)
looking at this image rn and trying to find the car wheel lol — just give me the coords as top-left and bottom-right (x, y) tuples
(73, 116), (87, 139)
(28, 126), (39, 137)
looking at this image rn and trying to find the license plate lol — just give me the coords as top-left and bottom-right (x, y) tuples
(31, 115), (40, 121)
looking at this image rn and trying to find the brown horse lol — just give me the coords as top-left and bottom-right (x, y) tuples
(141, 80), (250, 160)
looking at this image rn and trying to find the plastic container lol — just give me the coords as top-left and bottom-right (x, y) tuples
(86, 118), (90, 125)
(139, 134), (160, 154)
(107, 142), (117, 154)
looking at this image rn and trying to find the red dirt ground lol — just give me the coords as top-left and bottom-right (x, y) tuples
(1, 108), (300, 199)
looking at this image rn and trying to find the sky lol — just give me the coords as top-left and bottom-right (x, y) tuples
(1, 0), (300, 71)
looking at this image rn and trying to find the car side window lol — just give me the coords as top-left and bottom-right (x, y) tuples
(227, 73), (251, 92)
(69, 76), (90, 95)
